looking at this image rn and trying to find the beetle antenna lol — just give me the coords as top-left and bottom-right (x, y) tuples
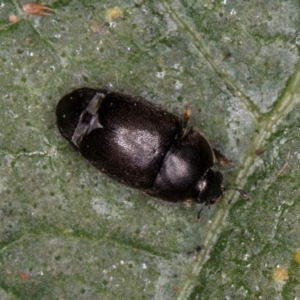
(197, 188), (249, 221)
(221, 187), (249, 199)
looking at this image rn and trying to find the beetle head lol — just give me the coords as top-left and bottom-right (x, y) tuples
(195, 169), (249, 220)
(196, 169), (223, 206)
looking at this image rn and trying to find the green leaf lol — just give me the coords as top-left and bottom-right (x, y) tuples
(1, 0), (300, 299)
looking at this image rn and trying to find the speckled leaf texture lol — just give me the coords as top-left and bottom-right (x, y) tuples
(1, 1), (300, 299)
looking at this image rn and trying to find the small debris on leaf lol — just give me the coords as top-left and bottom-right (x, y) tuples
(293, 250), (300, 263)
(272, 267), (288, 283)
(22, 2), (53, 16)
(89, 22), (104, 34)
(18, 271), (30, 281)
(255, 149), (264, 156)
(271, 149), (291, 183)
(105, 7), (123, 21)
(9, 14), (19, 23)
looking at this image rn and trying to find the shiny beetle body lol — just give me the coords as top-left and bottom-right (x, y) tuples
(56, 88), (239, 212)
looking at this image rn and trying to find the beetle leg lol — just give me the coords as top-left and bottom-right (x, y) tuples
(180, 105), (191, 138)
(184, 199), (192, 207)
(196, 203), (210, 221)
(221, 187), (250, 199)
(213, 148), (232, 166)
(182, 106), (190, 130)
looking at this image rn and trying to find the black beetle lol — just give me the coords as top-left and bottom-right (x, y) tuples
(56, 88), (248, 219)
